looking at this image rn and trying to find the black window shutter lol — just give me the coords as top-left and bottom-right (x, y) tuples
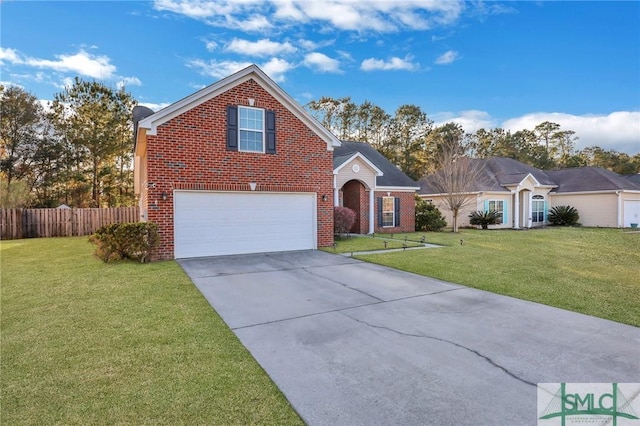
(377, 197), (383, 227)
(226, 105), (238, 151)
(394, 197), (400, 227)
(265, 110), (276, 154)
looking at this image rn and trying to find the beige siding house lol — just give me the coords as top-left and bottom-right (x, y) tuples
(418, 157), (640, 229)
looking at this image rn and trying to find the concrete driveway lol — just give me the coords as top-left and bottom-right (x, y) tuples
(178, 250), (640, 425)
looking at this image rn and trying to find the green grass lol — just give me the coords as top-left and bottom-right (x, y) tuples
(1, 237), (303, 425)
(357, 228), (640, 327)
(320, 235), (423, 254)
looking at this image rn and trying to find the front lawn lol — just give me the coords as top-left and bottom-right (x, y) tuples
(321, 235), (423, 254)
(0, 237), (302, 425)
(357, 228), (640, 327)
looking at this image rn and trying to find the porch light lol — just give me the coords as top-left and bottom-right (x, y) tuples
(322, 194), (328, 202)
(161, 191), (167, 201)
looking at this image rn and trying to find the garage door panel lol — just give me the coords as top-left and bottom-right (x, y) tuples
(174, 191), (316, 258)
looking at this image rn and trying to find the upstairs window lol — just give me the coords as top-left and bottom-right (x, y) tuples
(239, 106), (264, 153)
(227, 105), (276, 154)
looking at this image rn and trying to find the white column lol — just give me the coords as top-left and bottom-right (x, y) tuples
(528, 192), (533, 228)
(617, 191), (622, 227)
(513, 187), (520, 229)
(369, 188), (375, 234)
(333, 175), (339, 206)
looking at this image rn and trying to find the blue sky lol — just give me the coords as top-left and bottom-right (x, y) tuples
(2, 1), (639, 154)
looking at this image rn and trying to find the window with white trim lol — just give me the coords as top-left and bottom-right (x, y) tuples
(532, 195), (545, 223)
(239, 106), (264, 153)
(382, 196), (395, 227)
(488, 200), (504, 223)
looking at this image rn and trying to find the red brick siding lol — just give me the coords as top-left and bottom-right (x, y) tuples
(145, 78), (334, 260)
(341, 180), (371, 234)
(374, 191), (415, 233)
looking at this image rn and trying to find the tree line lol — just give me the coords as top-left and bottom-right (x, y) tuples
(2, 87), (638, 208)
(1, 80), (135, 208)
(307, 96), (640, 180)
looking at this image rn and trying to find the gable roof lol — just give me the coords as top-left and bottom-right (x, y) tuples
(333, 151), (383, 176)
(546, 167), (640, 192)
(136, 64), (340, 150)
(483, 157), (557, 187)
(333, 141), (418, 188)
(418, 156), (640, 195)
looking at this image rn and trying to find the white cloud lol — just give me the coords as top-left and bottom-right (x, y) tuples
(272, 0), (465, 32)
(117, 76), (142, 89)
(337, 50), (354, 62)
(51, 76), (76, 90)
(435, 109), (640, 154)
(154, 0), (238, 19)
(204, 40), (218, 51)
(138, 101), (172, 112)
(503, 111), (640, 154)
(260, 58), (294, 82)
(153, 0), (465, 32)
(298, 38), (334, 51)
(1, 47), (117, 79)
(360, 55), (418, 71)
(302, 52), (342, 73)
(0, 47), (21, 63)
(186, 58), (292, 82)
(154, 0), (272, 31)
(0, 80), (24, 89)
(435, 50), (460, 65)
(225, 38), (297, 57)
(186, 59), (254, 79)
(433, 110), (496, 132)
(243, 14), (273, 31)
(27, 51), (116, 79)
(38, 99), (53, 114)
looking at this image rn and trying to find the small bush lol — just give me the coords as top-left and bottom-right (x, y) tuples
(547, 205), (580, 226)
(469, 210), (500, 229)
(334, 206), (356, 237)
(415, 196), (447, 231)
(89, 222), (159, 263)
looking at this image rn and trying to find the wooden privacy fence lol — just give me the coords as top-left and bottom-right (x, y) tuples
(0, 207), (139, 240)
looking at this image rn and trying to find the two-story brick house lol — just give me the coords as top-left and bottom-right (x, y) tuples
(134, 65), (417, 260)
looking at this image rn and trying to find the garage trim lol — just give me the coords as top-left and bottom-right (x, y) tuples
(173, 190), (317, 258)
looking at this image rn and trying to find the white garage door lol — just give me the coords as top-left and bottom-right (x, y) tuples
(624, 200), (640, 227)
(174, 191), (316, 258)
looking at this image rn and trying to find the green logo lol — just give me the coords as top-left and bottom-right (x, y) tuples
(538, 383), (639, 426)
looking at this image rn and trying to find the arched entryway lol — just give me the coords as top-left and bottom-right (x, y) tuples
(341, 179), (369, 234)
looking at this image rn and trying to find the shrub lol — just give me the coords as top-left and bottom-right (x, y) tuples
(415, 196), (447, 231)
(334, 206), (356, 237)
(89, 222), (159, 263)
(469, 210), (500, 229)
(547, 205), (580, 226)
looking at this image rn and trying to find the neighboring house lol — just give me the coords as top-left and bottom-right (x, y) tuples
(133, 64), (418, 260)
(418, 157), (640, 229)
(333, 141), (419, 234)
